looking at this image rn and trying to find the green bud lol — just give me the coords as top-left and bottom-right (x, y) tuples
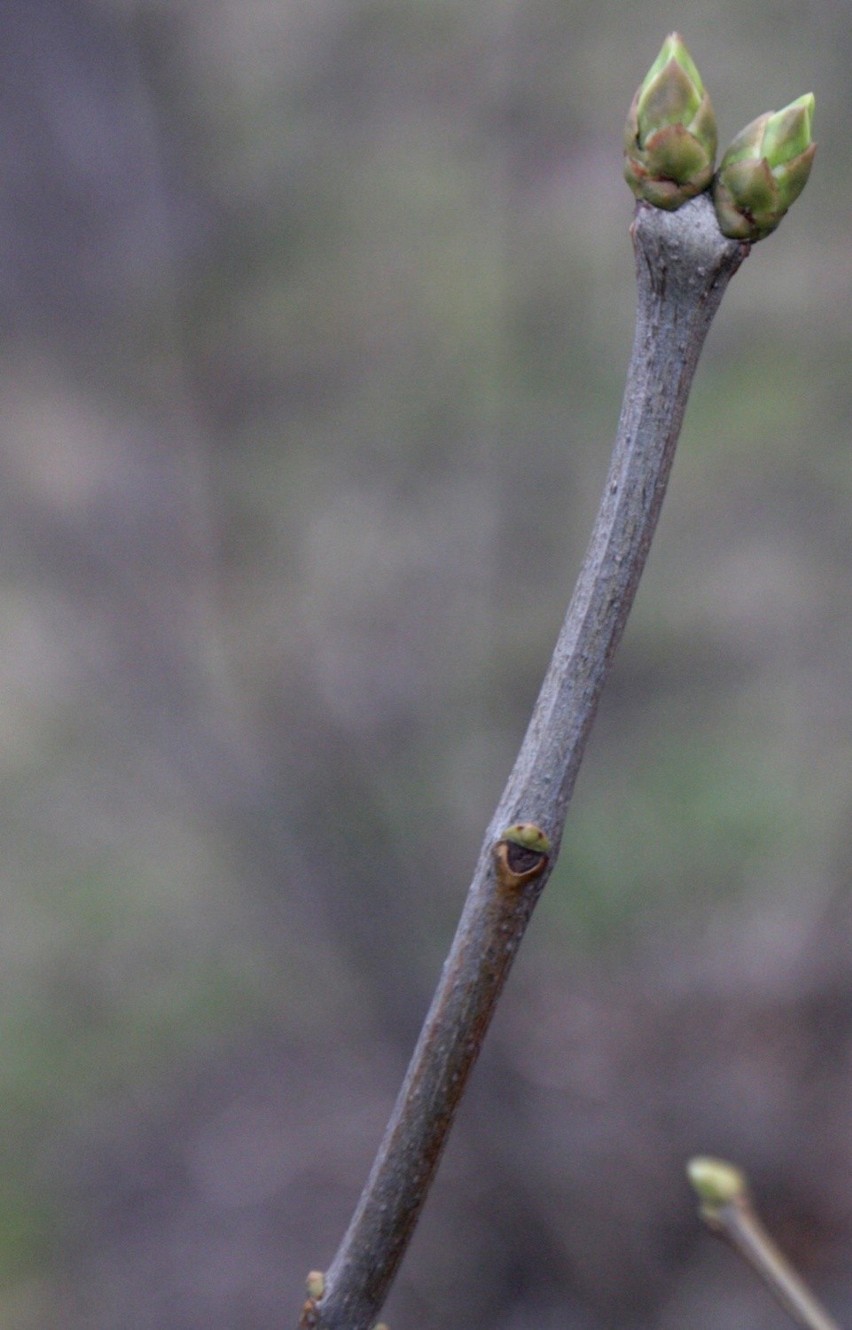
(686, 1156), (747, 1207)
(624, 33), (717, 210)
(713, 93), (816, 241)
(305, 1272), (325, 1300)
(500, 823), (551, 855)
(495, 822), (551, 887)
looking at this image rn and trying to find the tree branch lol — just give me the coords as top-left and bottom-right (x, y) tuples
(688, 1157), (843, 1330)
(309, 192), (747, 1330)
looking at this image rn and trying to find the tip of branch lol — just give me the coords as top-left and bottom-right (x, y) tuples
(687, 1155), (748, 1208)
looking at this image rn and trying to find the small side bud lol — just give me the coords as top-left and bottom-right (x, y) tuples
(713, 93), (816, 240)
(500, 823), (552, 855)
(305, 1272), (325, 1301)
(687, 1156), (748, 1207)
(624, 33), (717, 209)
(299, 1271), (325, 1329)
(495, 823), (551, 887)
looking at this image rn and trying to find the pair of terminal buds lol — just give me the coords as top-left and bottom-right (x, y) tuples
(623, 33), (815, 242)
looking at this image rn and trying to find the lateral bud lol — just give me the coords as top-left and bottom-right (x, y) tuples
(495, 823), (551, 886)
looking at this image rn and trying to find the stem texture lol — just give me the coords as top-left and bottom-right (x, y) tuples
(705, 1197), (842, 1330)
(310, 193), (747, 1330)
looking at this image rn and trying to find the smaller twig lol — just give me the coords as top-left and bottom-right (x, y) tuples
(687, 1157), (844, 1330)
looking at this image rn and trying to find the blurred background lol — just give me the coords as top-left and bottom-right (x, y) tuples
(0, 1), (849, 1326)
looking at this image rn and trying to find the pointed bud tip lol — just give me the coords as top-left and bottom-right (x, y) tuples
(791, 91), (815, 119)
(762, 93), (816, 166)
(638, 35), (707, 129)
(647, 33), (705, 97)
